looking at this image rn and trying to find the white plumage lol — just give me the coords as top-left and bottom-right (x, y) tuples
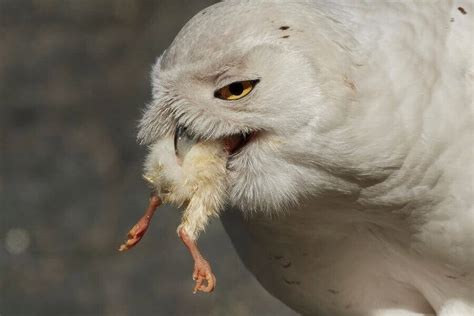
(137, 1), (474, 315)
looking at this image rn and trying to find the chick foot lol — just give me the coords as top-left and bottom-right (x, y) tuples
(119, 194), (161, 251)
(179, 227), (216, 293)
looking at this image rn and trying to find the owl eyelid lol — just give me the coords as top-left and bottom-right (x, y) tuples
(215, 76), (260, 91)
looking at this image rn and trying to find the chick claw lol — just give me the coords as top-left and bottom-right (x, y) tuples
(119, 195), (161, 252)
(192, 258), (216, 293)
(179, 227), (216, 293)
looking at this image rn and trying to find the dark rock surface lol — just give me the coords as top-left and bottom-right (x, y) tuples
(0, 1), (296, 315)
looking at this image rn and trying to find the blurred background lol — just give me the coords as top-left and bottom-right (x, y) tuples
(0, 1), (296, 315)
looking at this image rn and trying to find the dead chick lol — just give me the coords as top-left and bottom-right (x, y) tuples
(119, 126), (228, 293)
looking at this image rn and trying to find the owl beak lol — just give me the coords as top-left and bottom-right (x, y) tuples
(174, 125), (199, 163)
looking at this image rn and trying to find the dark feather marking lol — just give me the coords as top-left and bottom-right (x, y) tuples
(283, 278), (301, 285)
(282, 261), (292, 268)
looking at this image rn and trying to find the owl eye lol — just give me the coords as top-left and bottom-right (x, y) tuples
(214, 79), (259, 100)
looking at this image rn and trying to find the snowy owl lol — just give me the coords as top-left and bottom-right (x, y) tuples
(122, 1), (474, 315)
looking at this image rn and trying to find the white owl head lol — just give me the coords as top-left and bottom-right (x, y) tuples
(138, 1), (386, 214)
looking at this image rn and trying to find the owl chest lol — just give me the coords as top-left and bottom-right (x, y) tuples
(221, 204), (438, 315)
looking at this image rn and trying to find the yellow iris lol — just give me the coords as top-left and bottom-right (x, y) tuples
(215, 80), (259, 101)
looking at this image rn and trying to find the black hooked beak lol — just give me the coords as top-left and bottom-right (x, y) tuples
(174, 125), (199, 160)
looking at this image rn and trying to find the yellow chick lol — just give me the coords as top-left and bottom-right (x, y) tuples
(120, 132), (228, 293)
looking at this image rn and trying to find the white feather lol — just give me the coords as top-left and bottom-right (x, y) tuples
(140, 1), (474, 315)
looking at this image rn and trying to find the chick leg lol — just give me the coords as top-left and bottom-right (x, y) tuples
(119, 194), (161, 251)
(179, 227), (216, 293)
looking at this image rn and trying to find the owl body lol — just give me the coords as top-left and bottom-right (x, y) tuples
(140, 1), (474, 315)
(222, 196), (474, 316)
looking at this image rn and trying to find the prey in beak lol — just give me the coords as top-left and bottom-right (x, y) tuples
(119, 125), (249, 293)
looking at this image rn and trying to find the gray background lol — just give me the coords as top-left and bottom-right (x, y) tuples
(0, 1), (297, 315)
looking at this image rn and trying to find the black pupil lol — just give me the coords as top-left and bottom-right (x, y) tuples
(229, 82), (244, 95)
